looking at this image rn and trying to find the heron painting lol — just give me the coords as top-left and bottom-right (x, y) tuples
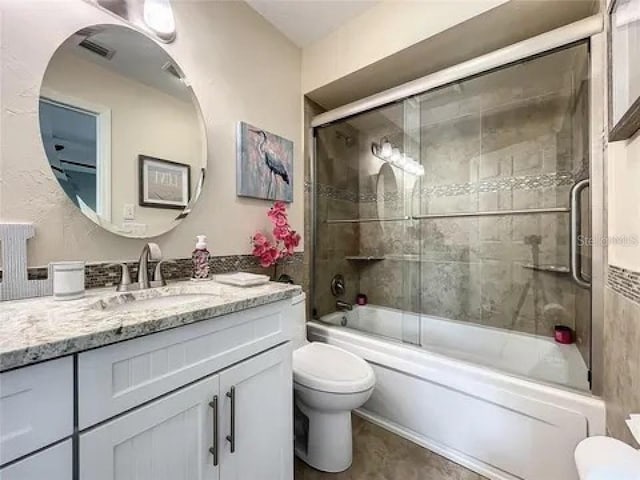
(237, 121), (293, 202)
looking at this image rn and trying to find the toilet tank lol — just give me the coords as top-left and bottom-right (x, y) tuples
(291, 292), (308, 350)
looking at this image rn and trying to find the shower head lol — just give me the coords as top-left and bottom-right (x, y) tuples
(335, 130), (355, 147)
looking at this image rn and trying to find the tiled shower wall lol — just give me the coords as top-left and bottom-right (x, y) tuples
(313, 121), (361, 318)
(314, 44), (592, 347)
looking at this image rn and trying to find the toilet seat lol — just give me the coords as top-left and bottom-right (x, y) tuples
(293, 343), (375, 394)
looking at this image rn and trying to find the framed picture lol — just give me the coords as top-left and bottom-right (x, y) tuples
(608, 0), (640, 141)
(237, 121), (293, 202)
(139, 155), (190, 209)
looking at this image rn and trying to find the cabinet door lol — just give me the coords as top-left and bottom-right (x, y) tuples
(0, 440), (72, 480)
(219, 344), (293, 480)
(80, 374), (220, 480)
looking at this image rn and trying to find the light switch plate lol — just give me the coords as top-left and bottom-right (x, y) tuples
(123, 204), (135, 220)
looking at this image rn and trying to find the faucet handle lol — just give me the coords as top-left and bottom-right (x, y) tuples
(107, 263), (134, 292)
(151, 260), (176, 287)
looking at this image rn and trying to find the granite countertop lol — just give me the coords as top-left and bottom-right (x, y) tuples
(0, 280), (301, 372)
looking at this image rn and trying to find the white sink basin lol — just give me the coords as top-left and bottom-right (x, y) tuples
(575, 436), (640, 480)
(94, 294), (216, 313)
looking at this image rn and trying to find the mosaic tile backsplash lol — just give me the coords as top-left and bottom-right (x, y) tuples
(1, 252), (305, 291)
(608, 265), (640, 306)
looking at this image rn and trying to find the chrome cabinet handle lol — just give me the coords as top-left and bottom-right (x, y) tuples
(226, 386), (236, 453)
(570, 179), (591, 289)
(208, 395), (219, 466)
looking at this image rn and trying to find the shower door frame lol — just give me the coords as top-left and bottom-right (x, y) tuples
(310, 14), (607, 395)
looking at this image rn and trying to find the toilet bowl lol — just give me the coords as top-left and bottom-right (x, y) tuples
(291, 293), (375, 473)
(575, 436), (640, 479)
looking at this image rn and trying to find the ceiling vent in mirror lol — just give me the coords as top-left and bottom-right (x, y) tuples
(162, 61), (182, 80)
(162, 61), (189, 86)
(78, 38), (115, 60)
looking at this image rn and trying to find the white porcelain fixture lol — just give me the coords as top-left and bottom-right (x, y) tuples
(308, 308), (607, 480)
(291, 294), (376, 472)
(575, 436), (640, 479)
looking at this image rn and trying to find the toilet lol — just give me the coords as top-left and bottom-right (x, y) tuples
(291, 293), (376, 473)
(575, 436), (640, 479)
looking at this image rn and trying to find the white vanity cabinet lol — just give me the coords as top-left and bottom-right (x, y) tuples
(0, 357), (73, 465)
(77, 299), (294, 480)
(80, 344), (292, 480)
(80, 373), (221, 480)
(218, 344), (293, 480)
(0, 296), (295, 480)
(0, 440), (72, 480)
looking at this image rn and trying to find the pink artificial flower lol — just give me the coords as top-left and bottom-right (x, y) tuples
(252, 244), (268, 257)
(253, 232), (268, 246)
(259, 246), (280, 268)
(252, 202), (301, 269)
(272, 201), (286, 213)
(273, 225), (289, 240)
(285, 230), (301, 248)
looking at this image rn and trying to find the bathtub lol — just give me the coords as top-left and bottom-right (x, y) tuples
(308, 304), (606, 480)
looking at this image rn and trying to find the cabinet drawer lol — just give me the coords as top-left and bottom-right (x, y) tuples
(0, 440), (72, 480)
(0, 357), (73, 465)
(78, 299), (292, 428)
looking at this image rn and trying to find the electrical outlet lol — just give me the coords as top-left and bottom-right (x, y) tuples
(123, 203), (135, 220)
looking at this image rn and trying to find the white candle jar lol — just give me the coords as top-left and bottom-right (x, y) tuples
(52, 261), (85, 300)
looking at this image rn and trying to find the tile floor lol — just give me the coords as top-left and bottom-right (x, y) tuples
(294, 415), (487, 480)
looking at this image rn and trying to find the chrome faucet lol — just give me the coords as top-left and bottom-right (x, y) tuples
(109, 243), (163, 292)
(137, 243), (162, 289)
(336, 300), (353, 311)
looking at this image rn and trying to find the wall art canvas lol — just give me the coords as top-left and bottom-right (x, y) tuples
(237, 121), (293, 202)
(139, 155), (191, 209)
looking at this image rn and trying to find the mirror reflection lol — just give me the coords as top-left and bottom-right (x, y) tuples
(39, 24), (206, 238)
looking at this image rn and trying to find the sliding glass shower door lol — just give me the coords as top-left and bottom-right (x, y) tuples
(312, 42), (592, 392)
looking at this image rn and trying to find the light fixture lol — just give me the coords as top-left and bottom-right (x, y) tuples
(380, 139), (393, 158)
(143, 0), (176, 42)
(371, 139), (424, 176)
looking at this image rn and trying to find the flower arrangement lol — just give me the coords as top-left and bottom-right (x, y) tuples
(251, 201), (301, 272)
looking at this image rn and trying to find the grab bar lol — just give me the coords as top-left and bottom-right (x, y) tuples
(570, 179), (591, 289)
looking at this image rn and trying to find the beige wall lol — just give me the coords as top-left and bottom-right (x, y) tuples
(301, 0), (508, 94)
(0, 0), (302, 265)
(603, 0), (640, 444)
(42, 50), (203, 233)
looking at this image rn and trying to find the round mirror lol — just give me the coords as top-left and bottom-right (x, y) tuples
(39, 24), (206, 238)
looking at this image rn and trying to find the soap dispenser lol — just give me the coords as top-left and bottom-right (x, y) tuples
(191, 235), (211, 280)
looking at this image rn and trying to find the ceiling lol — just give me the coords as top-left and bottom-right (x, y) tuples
(245, 0), (379, 48)
(307, 0), (598, 110)
(61, 25), (193, 103)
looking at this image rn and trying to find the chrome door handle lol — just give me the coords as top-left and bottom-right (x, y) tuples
(226, 386), (236, 453)
(570, 179), (591, 289)
(208, 395), (219, 466)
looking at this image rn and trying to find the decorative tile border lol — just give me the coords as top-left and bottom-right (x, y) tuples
(608, 265), (640, 305)
(418, 171), (575, 198)
(315, 171), (577, 204)
(315, 183), (358, 202)
(1, 253), (305, 290)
